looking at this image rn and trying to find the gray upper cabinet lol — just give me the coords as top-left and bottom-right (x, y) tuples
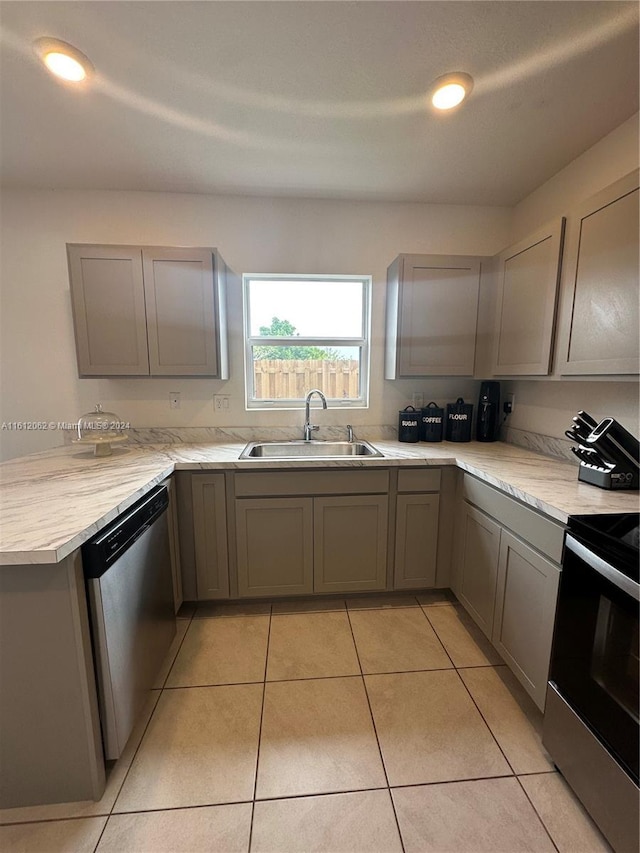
(385, 254), (481, 378)
(142, 248), (220, 376)
(68, 244), (229, 377)
(491, 219), (565, 376)
(68, 245), (150, 376)
(555, 169), (639, 375)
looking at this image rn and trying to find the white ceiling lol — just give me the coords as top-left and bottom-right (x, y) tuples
(1, 1), (638, 205)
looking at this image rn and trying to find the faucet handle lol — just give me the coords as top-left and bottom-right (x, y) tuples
(304, 423), (320, 441)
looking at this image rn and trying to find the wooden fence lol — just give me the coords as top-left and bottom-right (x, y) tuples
(253, 359), (360, 400)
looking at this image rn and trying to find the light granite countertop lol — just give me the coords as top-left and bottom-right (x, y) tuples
(1, 439), (638, 565)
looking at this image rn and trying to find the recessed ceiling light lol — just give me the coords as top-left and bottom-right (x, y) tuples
(33, 38), (94, 83)
(430, 72), (474, 111)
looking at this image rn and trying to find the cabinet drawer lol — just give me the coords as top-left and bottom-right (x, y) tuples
(461, 474), (564, 563)
(397, 468), (441, 493)
(234, 469), (389, 497)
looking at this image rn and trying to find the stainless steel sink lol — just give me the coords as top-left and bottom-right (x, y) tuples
(239, 439), (384, 459)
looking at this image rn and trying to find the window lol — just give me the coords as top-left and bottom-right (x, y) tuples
(243, 274), (371, 409)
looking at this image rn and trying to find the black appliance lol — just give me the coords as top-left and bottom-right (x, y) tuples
(398, 406), (420, 442)
(445, 398), (473, 442)
(565, 411), (639, 490)
(543, 513), (639, 853)
(476, 381), (501, 442)
(421, 401), (444, 442)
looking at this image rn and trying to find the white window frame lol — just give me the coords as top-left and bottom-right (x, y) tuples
(243, 273), (371, 410)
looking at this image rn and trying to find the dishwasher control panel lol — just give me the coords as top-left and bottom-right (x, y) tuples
(82, 485), (168, 577)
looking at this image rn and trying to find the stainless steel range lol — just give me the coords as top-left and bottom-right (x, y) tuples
(543, 512), (639, 853)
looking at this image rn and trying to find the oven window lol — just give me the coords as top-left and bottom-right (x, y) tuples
(591, 595), (639, 724)
(550, 538), (639, 783)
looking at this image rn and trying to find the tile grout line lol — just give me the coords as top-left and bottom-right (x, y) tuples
(247, 603), (272, 853)
(513, 775), (562, 853)
(344, 606), (407, 853)
(157, 610), (196, 690)
(417, 602), (457, 669)
(453, 664), (520, 779)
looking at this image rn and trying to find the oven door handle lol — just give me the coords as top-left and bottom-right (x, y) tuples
(565, 534), (640, 601)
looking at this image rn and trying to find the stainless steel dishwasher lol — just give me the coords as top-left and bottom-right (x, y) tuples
(83, 485), (176, 760)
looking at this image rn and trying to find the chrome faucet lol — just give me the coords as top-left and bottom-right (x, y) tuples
(303, 389), (327, 441)
(346, 424), (354, 442)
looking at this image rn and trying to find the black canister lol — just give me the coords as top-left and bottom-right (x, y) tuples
(421, 401), (444, 442)
(398, 406), (421, 442)
(446, 397), (473, 442)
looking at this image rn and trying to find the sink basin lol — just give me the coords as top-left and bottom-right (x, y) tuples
(239, 439), (384, 460)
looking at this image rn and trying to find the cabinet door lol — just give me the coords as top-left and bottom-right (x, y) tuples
(393, 494), (440, 589)
(235, 498), (313, 597)
(556, 169), (639, 375)
(493, 531), (560, 711)
(163, 476), (183, 613)
(386, 254), (481, 377)
(142, 247), (220, 376)
(314, 496), (388, 593)
(67, 244), (149, 376)
(192, 474), (230, 600)
(454, 502), (500, 639)
(492, 219), (564, 375)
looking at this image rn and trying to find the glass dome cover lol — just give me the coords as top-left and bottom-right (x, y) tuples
(77, 403), (126, 442)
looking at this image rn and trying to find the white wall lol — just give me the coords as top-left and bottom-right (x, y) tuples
(503, 112), (639, 442)
(0, 191), (510, 459)
(2, 113), (638, 462)
(510, 113), (639, 242)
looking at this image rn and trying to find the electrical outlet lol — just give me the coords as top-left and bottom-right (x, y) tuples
(503, 392), (515, 415)
(411, 392), (424, 409)
(214, 395), (230, 412)
(169, 391), (180, 410)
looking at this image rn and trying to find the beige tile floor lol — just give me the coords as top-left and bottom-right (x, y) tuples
(0, 593), (612, 853)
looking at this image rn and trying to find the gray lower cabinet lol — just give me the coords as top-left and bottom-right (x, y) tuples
(314, 496), (388, 593)
(191, 474), (230, 599)
(232, 470), (390, 597)
(235, 498), (314, 597)
(393, 468), (442, 590)
(454, 502), (501, 637)
(453, 474), (564, 711)
(492, 530), (560, 710)
(234, 494), (388, 597)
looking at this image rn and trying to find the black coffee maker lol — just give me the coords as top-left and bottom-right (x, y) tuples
(477, 381), (501, 442)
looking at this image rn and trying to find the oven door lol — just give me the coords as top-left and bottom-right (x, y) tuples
(549, 533), (639, 784)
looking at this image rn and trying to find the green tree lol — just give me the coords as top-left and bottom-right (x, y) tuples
(254, 316), (342, 360)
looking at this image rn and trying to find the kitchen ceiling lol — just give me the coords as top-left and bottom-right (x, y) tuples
(0, 1), (638, 206)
